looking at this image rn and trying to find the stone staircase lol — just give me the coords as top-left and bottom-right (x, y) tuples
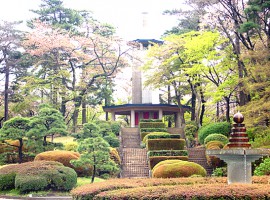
(120, 127), (149, 178)
(187, 147), (213, 175)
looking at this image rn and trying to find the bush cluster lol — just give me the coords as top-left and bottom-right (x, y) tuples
(146, 139), (185, 151)
(152, 160), (206, 178)
(140, 128), (167, 133)
(140, 119), (162, 122)
(198, 122), (231, 144)
(34, 150), (92, 177)
(110, 148), (121, 166)
(205, 141), (225, 168)
(149, 156), (188, 169)
(71, 176), (270, 200)
(0, 161), (77, 193)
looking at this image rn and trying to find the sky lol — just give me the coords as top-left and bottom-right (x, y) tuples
(0, 0), (186, 40)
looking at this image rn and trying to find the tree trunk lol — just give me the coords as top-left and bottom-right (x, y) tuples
(82, 100), (87, 124)
(4, 63), (9, 121)
(191, 92), (196, 121)
(91, 156), (96, 183)
(224, 97), (230, 122)
(18, 138), (23, 164)
(199, 90), (206, 126)
(168, 85), (172, 127)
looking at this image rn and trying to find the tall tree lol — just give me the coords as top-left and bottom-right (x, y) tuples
(0, 21), (23, 122)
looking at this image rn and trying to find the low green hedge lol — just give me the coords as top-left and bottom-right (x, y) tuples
(149, 156), (188, 169)
(140, 119), (162, 122)
(204, 133), (228, 145)
(148, 150), (188, 157)
(139, 122), (165, 129)
(140, 131), (169, 141)
(146, 139), (185, 151)
(0, 172), (16, 190)
(140, 128), (167, 133)
(152, 160), (206, 178)
(142, 132), (170, 143)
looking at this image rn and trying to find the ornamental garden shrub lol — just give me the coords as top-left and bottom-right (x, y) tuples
(140, 119), (163, 122)
(0, 161), (77, 193)
(64, 141), (78, 151)
(204, 133), (229, 145)
(198, 122), (231, 144)
(139, 122), (166, 128)
(142, 132), (170, 143)
(146, 139), (185, 151)
(152, 159), (206, 178)
(147, 150), (188, 157)
(34, 150), (92, 177)
(149, 156), (188, 169)
(184, 122), (199, 146)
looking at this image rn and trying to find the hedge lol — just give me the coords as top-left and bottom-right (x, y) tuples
(198, 122), (231, 144)
(152, 160), (207, 178)
(149, 156), (188, 169)
(148, 150), (188, 157)
(110, 148), (121, 166)
(139, 122), (165, 129)
(34, 150), (92, 177)
(140, 128), (167, 133)
(142, 132), (170, 143)
(146, 139), (185, 151)
(0, 161), (77, 193)
(140, 119), (162, 122)
(71, 176), (270, 200)
(140, 131), (169, 141)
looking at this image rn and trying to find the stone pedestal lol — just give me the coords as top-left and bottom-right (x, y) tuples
(206, 149), (270, 184)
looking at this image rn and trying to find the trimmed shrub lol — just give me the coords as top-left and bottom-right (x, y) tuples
(204, 133), (229, 145)
(140, 128), (167, 133)
(198, 122), (231, 144)
(184, 123), (198, 142)
(148, 150), (188, 157)
(254, 158), (270, 176)
(0, 161), (77, 193)
(149, 156), (188, 169)
(34, 150), (92, 177)
(205, 141), (224, 149)
(110, 121), (121, 136)
(110, 148), (121, 166)
(152, 160), (206, 178)
(0, 172), (16, 190)
(146, 139), (185, 151)
(142, 132), (170, 143)
(140, 131), (168, 141)
(140, 119), (162, 122)
(139, 122), (165, 129)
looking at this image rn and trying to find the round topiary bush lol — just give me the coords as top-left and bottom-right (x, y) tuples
(34, 150), (92, 177)
(152, 159), (206, 178)
(198, 122), (231, 144)
(204, 134), (229, 145)
(205, 141), (224, 149)
(0, 161), (77, 193)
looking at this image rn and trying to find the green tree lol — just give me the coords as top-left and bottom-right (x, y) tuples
(28, 104), (67, 147)
(72, 137), (119, 183)
(0, 117), (30, 163)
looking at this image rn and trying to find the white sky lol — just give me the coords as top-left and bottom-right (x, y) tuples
(0, 0), (186, 40)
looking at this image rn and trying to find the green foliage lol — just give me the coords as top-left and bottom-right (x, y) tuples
(184, 123), (198, 142)
(254, 157), (270, 176)
(0, 161), (77, 193)
(103, 134), (120, 148)
(110, 121), (121, 136)
(64, 141), (78, 151)
(146, 139), (185, 151)
(142, 132), (170, 143)
(205, 141), (225, 149)
(212, 167), (227, 177)
(0, 173), (16, 190)
(140, 119), (163, 122)
(148, 150), (188, 157)
(249, 127), (270, 148)
(198, 122), (231, 144)
(72, 137), (119, 183)
(140, 128), (167, 133)
(139, 122), (166, 128)
(149, 156), (188, 169)
(152, 160), (207, 178)
(204, 133), (229, 145)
